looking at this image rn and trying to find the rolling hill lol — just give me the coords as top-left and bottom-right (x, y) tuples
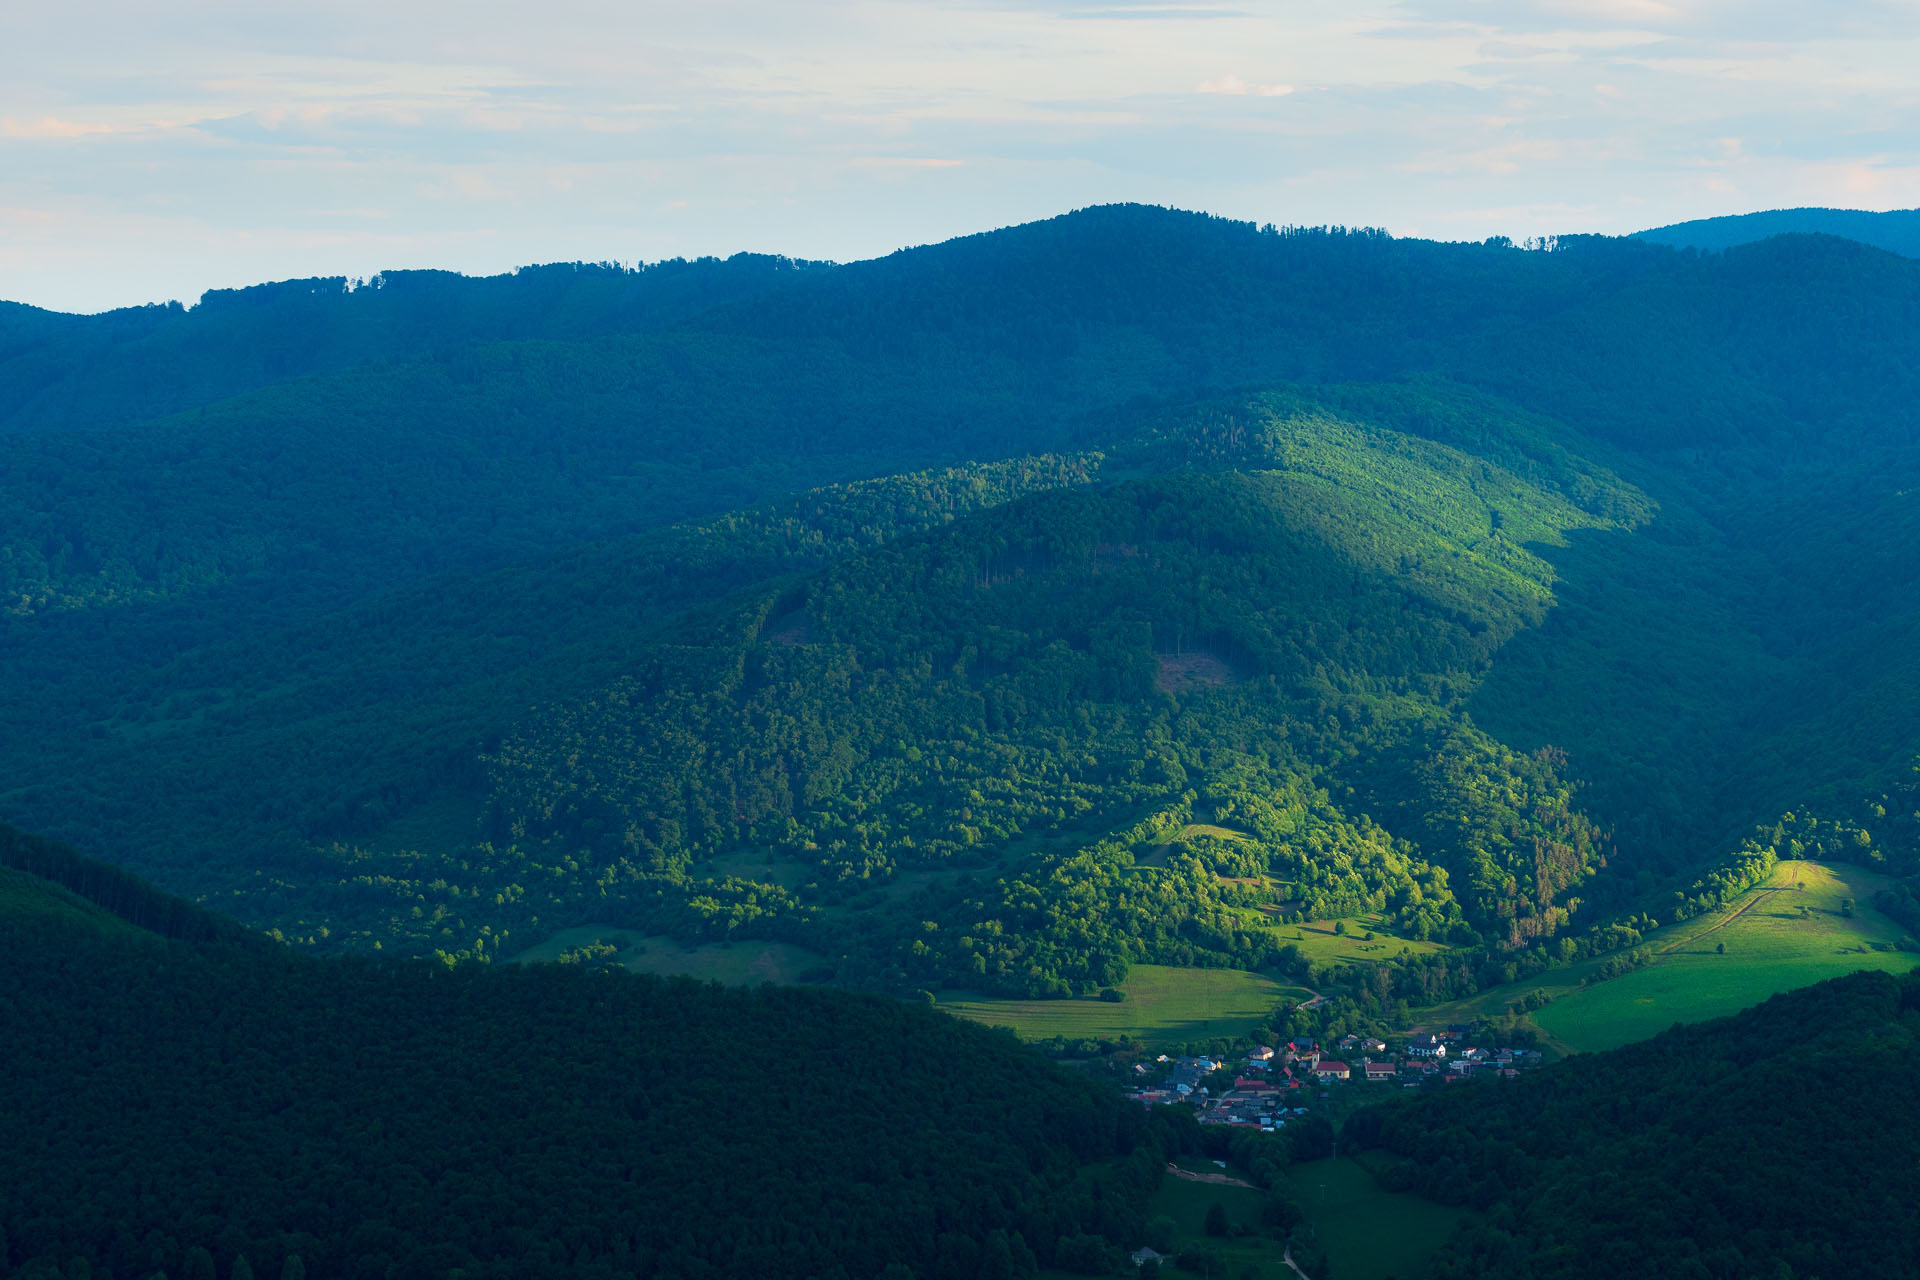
(3, 205), (1920, 1030)
(0, 847), (1170, 1280)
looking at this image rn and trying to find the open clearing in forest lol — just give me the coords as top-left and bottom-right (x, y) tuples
(1155, 652), (1240, 694)
(1143, 1154), (1471, 1280)
(939, 965), (1307, 1043)
(1413, 861), (1915, 1053)
(1181, 823), (1256, 843)
(1148, 1157), (1287, 1279)
(1280, 1154), (1476, 1280)
(512, 928), (827, 985)
(1239, 907), (1448, 965)
(701, 850), (816, 891)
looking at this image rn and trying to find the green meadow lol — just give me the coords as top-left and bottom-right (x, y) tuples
(1142, 1154), (1472, 1280)
(1533, 860), (1915, 1052)
(1410, 861), (1914, 1054)
(1283, 1155), (1475, 1280)
(1149, 1157), (1288, 1279)
(939, 965), (1308, 1043)
(1259, 911), (1449, 966)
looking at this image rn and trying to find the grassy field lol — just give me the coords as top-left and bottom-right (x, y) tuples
(1144, 1153), (1472, 1280)
(939, 965), (1308, 1044)
(1408, 861), (1915, 1054)
(1150, 1157), (1289, 1279)
(1532, 860), (1915, 1052)
(1282, 1155), (1475, 1280)
(1257, 911), (1449, 965)
(511, 927), (827, 985)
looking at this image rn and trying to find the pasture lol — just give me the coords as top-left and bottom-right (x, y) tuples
(1262, 911), (1449, 965)
(1144, 1153), (1472, 1280)
(1282, 1155), (1475, 1280)
(939, 964), (1307, 1043)
(1533, 860), (1915, 1052)
(1149, 1157), (1288, 1279)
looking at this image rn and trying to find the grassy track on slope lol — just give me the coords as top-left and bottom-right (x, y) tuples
(939, 965), (1306, 1043)
(0, 868), (144, 938)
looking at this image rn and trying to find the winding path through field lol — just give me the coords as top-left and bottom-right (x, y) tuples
(1281, 1241), (1312, 1280)
(1657, 862), (1800, 956)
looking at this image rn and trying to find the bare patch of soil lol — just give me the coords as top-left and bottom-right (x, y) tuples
(1155, 651), (1238, 693)
(765, 607), (814, 646)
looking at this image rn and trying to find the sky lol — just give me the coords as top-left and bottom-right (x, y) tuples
(5, 1), (1920, 313)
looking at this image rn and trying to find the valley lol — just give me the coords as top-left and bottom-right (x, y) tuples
(6, 206), (1920, 1279)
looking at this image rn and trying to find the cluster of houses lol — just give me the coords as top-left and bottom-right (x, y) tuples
(1125, 1027), (1543, 1128)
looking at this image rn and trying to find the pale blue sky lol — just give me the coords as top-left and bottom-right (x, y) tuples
(6, 1), (1919, 312)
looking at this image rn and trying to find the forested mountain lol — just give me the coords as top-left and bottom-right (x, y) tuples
(0, 849), (1169, 1280)
(1635, 205), (1920, 258)
(1347, 967), (1920, 1279)
(4, 204), (1920, 1014)
(0, 254), (820, 437)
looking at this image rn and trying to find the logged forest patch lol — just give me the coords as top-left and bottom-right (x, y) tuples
(1155, 651), (1239, 694)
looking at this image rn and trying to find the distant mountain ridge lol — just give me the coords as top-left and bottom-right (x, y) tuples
(0, 253), (822, 435)
(1634, 205), (1920, 258)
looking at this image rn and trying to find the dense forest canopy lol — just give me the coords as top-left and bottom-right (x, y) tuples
(0, 854), (1172, 1280)
(2, 204), (1919, 1011)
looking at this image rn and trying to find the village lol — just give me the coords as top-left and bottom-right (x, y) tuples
(1126, 1028), (1546, 1130)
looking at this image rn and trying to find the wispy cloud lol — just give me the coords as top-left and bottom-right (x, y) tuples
(1196, 74), (1294, 96)
(850, 156), (967, 167)
(3, 116), (116, 139)
(2, 0), (1918, 311)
